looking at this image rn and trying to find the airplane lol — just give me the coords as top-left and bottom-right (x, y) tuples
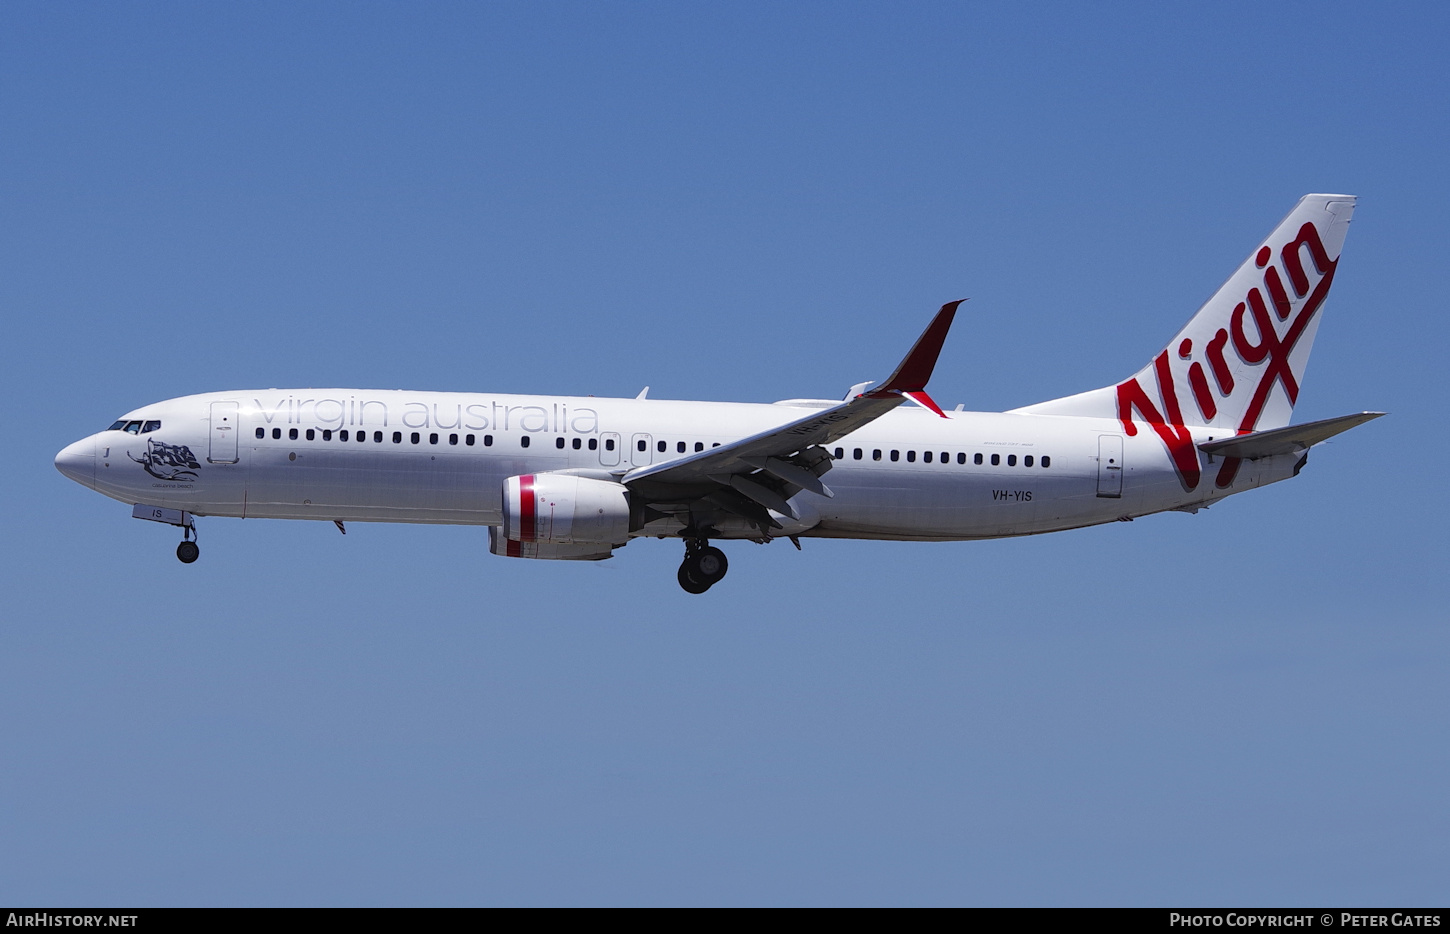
(55, 194), (1382, 593)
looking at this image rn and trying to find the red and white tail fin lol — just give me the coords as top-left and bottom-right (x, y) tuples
(1014, 194), (1356, 438)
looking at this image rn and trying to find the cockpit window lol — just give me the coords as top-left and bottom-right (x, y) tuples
(124, 421), (143, 434)
(141, 420), (161, 433)
(108, 420), (127, 431)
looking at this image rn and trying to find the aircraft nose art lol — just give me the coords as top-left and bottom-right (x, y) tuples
(54, 437), (95, 489)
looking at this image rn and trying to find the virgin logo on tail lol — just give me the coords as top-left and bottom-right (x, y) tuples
(1115, 221), (1339, 491)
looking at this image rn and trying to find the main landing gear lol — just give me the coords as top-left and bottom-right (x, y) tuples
(678, 539), (728, 594)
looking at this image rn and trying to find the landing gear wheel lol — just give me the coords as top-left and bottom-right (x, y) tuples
(678, 563), (711, 594)
(176, 541), (200, 564)
(688, 546), (728, 586)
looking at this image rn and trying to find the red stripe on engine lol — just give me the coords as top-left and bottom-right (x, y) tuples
(506, 539), (521, 558)
(519, 474), (536, 542)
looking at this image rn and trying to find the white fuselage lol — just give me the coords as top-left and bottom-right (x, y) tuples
(51, 195), (1365, 591)
(56, 388), (1296, 542)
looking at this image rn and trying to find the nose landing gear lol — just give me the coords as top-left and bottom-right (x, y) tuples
(132, 505), (200, 564)
(678, 539), (728, 594)
(176, 521), (199, 564)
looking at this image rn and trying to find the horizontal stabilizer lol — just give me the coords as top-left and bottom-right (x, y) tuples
(1197, 411), (1383, 460)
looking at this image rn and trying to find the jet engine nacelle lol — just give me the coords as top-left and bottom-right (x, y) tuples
(488, 527), (614, 561)
(502, 473), (631, 545)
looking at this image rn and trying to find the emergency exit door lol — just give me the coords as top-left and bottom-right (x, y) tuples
(598, 432), (621, 467)
(631, 433), (653, 467)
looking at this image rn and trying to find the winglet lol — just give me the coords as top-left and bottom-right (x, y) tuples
(901, 390), (947, 418)
(865, 300), (963, 418)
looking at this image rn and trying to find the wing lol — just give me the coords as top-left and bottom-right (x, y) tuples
(623, 300), (963, 531)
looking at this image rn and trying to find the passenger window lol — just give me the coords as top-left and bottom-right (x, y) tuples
(142, 421), (161, 433)
(323, 429), (332, 441)
(638, 439), (647, 452)
(1024, 455), (1033, 467)
(306, 429), (315, 441)
(590, 438), (599, 450)
(273, 428), (282, 440)
(712, 442), (720, 447)
(695, 442), (703, 452)
(374, 431), (383, 443)
(340, 430), (349, 442)
(990, 453), (1000, 466)
(521, 436), (530, 448)
(430, 433), (439, 444)
(940, 451), (948, 464)
(890, 450), (900, 462)
(957, 452), (966, 465)
(125, 421), (142, 434)
(255, 427), (265, 439)
(573, 438), (582, 450)
(393, 431), (402, 443)
(466, 435), (476, 446)
(555, 437), (565, 449)
(974, 453), (983, 465)
(289, 428), (298, 440)
(907, 451), (916, 462)
(854, 448), (863, 460)
(657, 440), (666, 453)
(873, 449), (882, 461)
(1008, 455), (1017, 466)
(1042, 456), (1051, 468)
(834, 447), (844, 459)
(410, 432), (420, 444)
(605, 438), (615, 451)
(922, 451), (932, 463)
(449, 433), (458, 445)
(483, 435), (492, 446)
(677, 441), (686, 453)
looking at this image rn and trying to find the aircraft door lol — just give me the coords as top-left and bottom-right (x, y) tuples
(1096, 434), (1123, 498)
(209, 401), (240, 464)
(599, 432), (621, 467)
(631, 433), (653, 467)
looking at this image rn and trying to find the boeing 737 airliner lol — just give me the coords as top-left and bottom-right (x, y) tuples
(56, 194), (1381, 592)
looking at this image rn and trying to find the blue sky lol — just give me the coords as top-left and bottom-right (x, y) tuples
(2, 1), (1446, 906)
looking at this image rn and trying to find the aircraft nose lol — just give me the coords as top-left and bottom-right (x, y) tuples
(55, 437), (95, 488)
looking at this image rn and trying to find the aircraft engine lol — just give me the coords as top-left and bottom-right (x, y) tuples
(488, 527), (615, 560)
(502, 473), (631, 546)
